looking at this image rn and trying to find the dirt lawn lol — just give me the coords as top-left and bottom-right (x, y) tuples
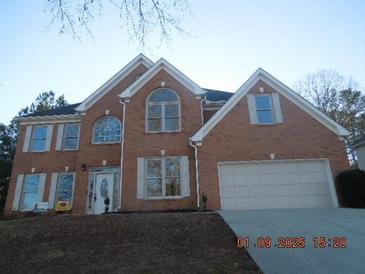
(0, 212), (260, 273)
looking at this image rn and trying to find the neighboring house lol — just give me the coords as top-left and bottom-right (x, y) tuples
(5, 54), (350, 215)
(353, 136), (365, 170)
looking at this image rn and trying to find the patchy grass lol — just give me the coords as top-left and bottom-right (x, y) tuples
(0, 212), (260, 273)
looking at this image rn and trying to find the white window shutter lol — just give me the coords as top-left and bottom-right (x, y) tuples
(44, 125), (53, 151)
(55, 124), (64, 150)
(272, 93), (283, 123)
(49, 173), (58, 208)
(137, 158), (145, 199)
(38, 173), (47, 202)
(247, 94), (257, 124)
(22, 125), (32, 152)
(180, 156), (190, 197)
(12, 174), (24, 210)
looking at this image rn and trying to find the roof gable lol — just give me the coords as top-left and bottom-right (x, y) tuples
(76, 54), (153, 112)
(119, 58), (206, 99)
(191, 68), (349, 143)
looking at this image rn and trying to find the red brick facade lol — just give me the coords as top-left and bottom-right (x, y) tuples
(5, 58), (350, 215)
(198, 80), (349, 209)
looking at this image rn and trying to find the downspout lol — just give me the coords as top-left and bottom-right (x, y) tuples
(190, 95), (206, 209)
(200, 95), (207, 126)
(119, 98), (127, 211)
(189, 139), (200, 208)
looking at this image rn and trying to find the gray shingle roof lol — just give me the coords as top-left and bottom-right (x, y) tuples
(23, 103), (81, 117)
(204, 88), (233, 102)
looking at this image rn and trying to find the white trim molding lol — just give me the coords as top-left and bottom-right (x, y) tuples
(76, 54), (153, 112)
(119, 58), (206, 99)
(191, 68), (349, 143)
(18, 115), (83, 125)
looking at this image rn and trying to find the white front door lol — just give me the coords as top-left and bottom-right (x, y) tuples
(219, 159), (338, 210)
(94, 173), (114, 214)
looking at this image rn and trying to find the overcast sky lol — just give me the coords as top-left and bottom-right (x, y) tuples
(0, 0), (364, 124)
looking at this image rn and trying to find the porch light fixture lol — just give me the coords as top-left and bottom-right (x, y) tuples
(161, 81), (165, 87)
(81, 164), (87, 171)
(31, 167), (36, 173)
(259, 87), (265, 93)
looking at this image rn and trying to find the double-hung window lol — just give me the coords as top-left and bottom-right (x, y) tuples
(147, 89), (181, 132)
(30, 125), (48, 152)
(13, 174), (46, 211)
(55, 173), (75, 206)
(247, 92), (283, 125)
(255, 95), (275, 124)
(23, 125), (52, 153)
(145, 157), (181, 197)
(137, 156), (189, 199)
(20, 174), (41, 210)
(62, 124), (80, 150)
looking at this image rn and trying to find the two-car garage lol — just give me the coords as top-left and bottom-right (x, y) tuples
(218, 159), (338, 210)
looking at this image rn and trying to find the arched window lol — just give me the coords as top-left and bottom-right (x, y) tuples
(93, 116), (122, 144)
(147, 88), (181, 132)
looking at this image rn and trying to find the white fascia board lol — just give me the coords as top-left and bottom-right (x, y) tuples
(18, 114), (83, 125)
(191, 69), (261, 142)
(76, 54), (153, 112)
(191, 68), (349, 143)
(119, 58), (206, 99)
(258, 70), (349, 136)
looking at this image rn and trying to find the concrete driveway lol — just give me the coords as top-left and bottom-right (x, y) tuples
(220, 208), (365, 274)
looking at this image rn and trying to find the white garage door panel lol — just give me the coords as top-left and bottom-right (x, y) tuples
(219, 160), (336, 210)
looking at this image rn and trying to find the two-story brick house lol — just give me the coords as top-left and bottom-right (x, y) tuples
(5, 54), (350, 215)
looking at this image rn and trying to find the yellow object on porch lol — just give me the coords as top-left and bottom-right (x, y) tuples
(55, 201), (72, 212)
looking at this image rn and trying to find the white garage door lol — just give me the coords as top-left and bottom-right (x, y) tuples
(219, 159), (338, 210)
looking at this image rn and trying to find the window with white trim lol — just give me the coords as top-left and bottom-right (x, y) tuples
(30, 125), (48, 152)
(255, 95), (275, 124)
(147, 89), (181, 132)
(93, 116), (122, 144)
(20, 174), (41, 210)
(55, 173), (75, 206)
(62, 124), (80, 150)
(145, 157), (181, 198)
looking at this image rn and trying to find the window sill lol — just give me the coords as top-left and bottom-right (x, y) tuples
(144, 130), (182, 135)
(255, 123), (277, 126)
(91, 142), (121, 145)
(61, 148), (79, 152)
(142, 196), (186, 201)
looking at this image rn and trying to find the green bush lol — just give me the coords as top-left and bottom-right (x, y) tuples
(336, 169), (365, 208)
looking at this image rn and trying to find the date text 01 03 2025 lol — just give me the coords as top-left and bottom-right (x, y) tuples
(236, 236), (347, 249)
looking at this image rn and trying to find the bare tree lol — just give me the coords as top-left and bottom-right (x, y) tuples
(295, 70), (365, 167)
(46, 0), (190, 46)
(295, 70), (346, 118)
